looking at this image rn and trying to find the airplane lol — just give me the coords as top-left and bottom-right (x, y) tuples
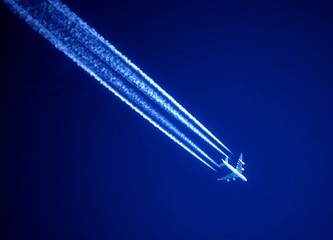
(217, 153), (247, 182)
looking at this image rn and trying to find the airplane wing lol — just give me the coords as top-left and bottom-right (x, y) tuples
(217, 173), (236, 181)
(236, 153), (244, 174)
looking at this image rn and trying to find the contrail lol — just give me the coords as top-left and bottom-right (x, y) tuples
(48, 0), (231, 156)
(4, 0), (229, 171)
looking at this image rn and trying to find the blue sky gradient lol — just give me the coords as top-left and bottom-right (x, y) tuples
(2, 0), (333, 239)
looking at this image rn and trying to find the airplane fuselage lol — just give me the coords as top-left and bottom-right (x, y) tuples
(222, 159), (247, 181)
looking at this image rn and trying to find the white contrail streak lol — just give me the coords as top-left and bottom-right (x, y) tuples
(93, 73), (220, 172)
(4, 0), (228, 171)
(48, 0), (231, 156)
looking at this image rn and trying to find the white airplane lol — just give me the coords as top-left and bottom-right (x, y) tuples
(217, 153), (247, 182)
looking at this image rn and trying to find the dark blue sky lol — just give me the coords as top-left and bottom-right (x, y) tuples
(2, 0), (333, 239)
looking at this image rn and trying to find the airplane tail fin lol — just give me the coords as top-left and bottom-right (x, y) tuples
(218, 156), (229, 167)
